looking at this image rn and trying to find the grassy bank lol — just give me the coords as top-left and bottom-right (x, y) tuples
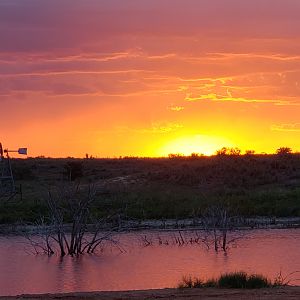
(1, 155), (300, 223)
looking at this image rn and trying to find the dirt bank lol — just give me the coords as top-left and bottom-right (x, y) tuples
(1, 216), (300, 235)
(3, 287), (300, 300)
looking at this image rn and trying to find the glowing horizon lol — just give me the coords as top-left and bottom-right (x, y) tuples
(1, 0), (300, 158)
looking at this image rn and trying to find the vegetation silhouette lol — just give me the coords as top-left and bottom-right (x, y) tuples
(23, 184), (123, 257)
(1, 147), (299, 224)
(216, 147), (241, 156)
(178, 272), (273, 289)
(63, 160), (83, 181)
(276, 147), (293, 155)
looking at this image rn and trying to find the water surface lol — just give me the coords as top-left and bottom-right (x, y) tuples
(0, 229), (299, 296)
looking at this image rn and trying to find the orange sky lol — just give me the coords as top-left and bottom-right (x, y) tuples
(1, 0), (300, 157)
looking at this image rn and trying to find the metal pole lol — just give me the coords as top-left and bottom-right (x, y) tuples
(7, 153), (15, 193)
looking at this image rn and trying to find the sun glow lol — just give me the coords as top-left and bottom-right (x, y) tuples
(158, 135), (235, 156)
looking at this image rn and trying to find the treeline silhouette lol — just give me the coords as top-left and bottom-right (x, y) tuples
(168, 146), (293, 159)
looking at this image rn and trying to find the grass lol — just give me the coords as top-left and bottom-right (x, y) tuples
(1, 155), (300, 223)
(178, 272), (273, 289)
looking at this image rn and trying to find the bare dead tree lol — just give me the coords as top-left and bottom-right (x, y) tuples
(22, 217), (55, 255)
(202, 204), (240, 252)
(138, 230), (212, 250)
(25, 183), (122, 257)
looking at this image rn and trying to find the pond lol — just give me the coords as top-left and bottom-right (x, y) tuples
(0, 228), (299, 296)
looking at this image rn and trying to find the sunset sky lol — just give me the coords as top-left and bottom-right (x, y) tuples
(1, 0), (300, 157)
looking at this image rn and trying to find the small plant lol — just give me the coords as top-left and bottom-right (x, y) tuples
(193, 277), (204, 288)
(203, 278), (217, 287)
(273, 270), (300, 286)
(178, 272), (272, 289)
(178, 276), (205, 289)
(178, 276), (195, 289)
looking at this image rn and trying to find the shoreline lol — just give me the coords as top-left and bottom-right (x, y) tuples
(2, 287), (300, 300)
(1, 216), (300, 235)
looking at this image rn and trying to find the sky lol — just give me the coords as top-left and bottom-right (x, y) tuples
(1, 0), (300, 157)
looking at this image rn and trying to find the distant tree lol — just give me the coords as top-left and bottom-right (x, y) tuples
(245, 150), (255, 156)
(216, 147), (229, 156)
(216, 147), (241, 156)
(168, 153), (184, 159)
(276, 147), (292, 155)
(229, 147), (241, 156)
(190, 152), (204, 159)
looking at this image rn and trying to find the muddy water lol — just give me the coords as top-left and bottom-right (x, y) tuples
(0, 229), (299, 296)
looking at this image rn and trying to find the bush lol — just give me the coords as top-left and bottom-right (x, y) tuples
(276, 147), (292, 154)
(178, 276), (205, 289)
(218, 272), (248, 288)
(203, 278), (217, 287)
(246, 274), (271, 289)
(178, 276), (196, 289)
(178, 272), (272, 289)
(63, 161), (83, 181)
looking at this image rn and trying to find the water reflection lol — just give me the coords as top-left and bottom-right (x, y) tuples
(0, 229), (299, 296)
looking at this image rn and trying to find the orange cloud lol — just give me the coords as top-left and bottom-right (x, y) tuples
(169, 106), (184, 112)
(271, 123), (300, 132)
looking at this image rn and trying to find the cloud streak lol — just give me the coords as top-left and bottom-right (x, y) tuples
(271, 123), (300, 132)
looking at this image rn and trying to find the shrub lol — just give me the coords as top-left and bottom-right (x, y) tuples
(246, 274), (271, 289)
(218, 272), (248, 288)
(193, 277), (204, 288)
(63, 161), (83, 181)
(178, 276), (205, 289)
(203, 278), (217, 287)
(276, 147), (292, 155)
(178, 276), (194, 289)
(178, 272), (272, 289)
